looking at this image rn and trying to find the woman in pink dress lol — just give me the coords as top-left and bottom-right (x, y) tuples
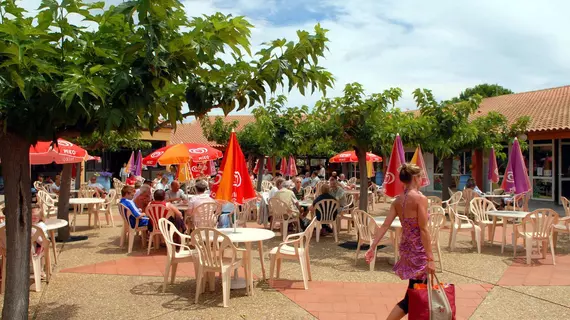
(365, 163), (435, 319)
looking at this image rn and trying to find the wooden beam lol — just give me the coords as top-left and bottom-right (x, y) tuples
(528, 130), (570, 140)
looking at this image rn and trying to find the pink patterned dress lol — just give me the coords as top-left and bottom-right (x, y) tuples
(393, 193), (428, 280)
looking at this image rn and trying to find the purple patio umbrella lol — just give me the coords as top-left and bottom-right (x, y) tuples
(134, 150), (142, 176)
(488, 147), (500, 183)
(396, 133), (406, 163)
(500, 138), (531, 194)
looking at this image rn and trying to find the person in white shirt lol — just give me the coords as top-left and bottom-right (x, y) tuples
(310, 171), (321, 188)
(301, 172), (311, 187)
(88, 175), (106, 197)
(270, 178), (300, 217)
(338, 173), (348, 187)
(318, 164), (326, 179)
(262, 169), (274, 181)
(166, 181), (187, 202)
(49, 175), (61, 194)
(152, 172), (163, 188)
(155, 176), (170, 191)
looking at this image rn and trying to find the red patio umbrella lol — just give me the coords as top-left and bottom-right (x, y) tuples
(288, 156), (298, 177)
(30, 139), (88, 164)
(279, 157), (288, 175)
(329, 150), (383, 163)
(384, 136), (405, 197)
(142, 143), (223, 166)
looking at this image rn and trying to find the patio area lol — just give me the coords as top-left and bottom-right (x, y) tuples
(5, 202), (570, 320)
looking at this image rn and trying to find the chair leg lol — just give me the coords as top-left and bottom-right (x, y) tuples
(525, 237), (532, 265)
(436, 243), (443, 272)
(541, 240), (547, 259)
(32, 257), (42, 292)
(163, 260), (171, 292)
(450, 227), (458, 251)
(222, 270), (230, 307)
(332, 223), (338, 243)
(171, 263), (178, 283)
(474, 227), (482, 254)
(355, 240), (361, 265)
(269, 254), (276, 283)
(1, 255), (6, 294)
(316, 223), (321, 243)
(513, 234), (518, 258)
(370, 246), (377, 271)
(299, 254), (309, 290)
(128, 231), (135, 254)
(147, 234), (154, 255)
(549, 235), (556, 265)
(282, 220), (288, 241)
(195, 266), (203, 304)
(276, 258), (282, 278)
(119, 226), (126, 248)
(257, 241), (266, 280)
(448, 226), (454, 249)
(306, 252), (312, 281)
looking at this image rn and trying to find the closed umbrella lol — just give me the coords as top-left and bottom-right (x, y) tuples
(384, 135), (405, 197)
(488, 147), (500, 184)
(280, 157), (288, 176)
(411, 145), (430, 187)
(501, 138), (531, 194)
(134, 150), (142, 176)
(288, 156), (298, 177)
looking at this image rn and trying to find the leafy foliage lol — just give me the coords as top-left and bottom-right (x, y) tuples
(72, 130), (152, 151)
(199, 116), (239, 146)
(450, 83), (513, 103)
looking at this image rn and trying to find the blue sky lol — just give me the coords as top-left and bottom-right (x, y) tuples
(22, 0), (570, 117)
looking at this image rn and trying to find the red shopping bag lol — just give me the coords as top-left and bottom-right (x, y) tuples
(408, 274), (456, 320)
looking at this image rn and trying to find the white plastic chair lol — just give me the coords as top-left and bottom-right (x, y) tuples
(118, 203), (148, 253)
(506, 192), (531, 212)
(270, 218), (317, 290)
(37, 190), (57, 219)
(146, 204), (173, 255)
(191, 202), (222, 229)
(303, 186), (314, 201)
(157, 218), (197, 292)
(269, 198), (301, 241)
(191, 228), (248, 307)
(448, 207), (482, 254)
(314, 199), (340, 243)
(513, 209), (559, 265)
(428, 206), (446, 272)
(352, 209), (392, 271)
(337, 194), (355, 233)
(90, 189), (117, 228)
(234, 203), (250, 228)
(261, 181), (274, 192)
(443, 191), (462, 218)
(553, 197), (570, 247)
(0, 226), (51, 293)
(470, 198), (502, 247)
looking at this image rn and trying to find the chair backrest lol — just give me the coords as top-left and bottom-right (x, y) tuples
(117, 203), (135, 230)
(462, 188), (479, 212)
(261, 181), (273, 192)
(31, 225), (49, 254)
(191, 228), (237, 269)
(37, 190), (55, 207)
(79, 185), (96, 198)
(447, 191), (462, 212)
(352, 209), (376, 242)
(470, 198), (496, 223)
(344, 194), (354, 210)
(522, 209), (559, 239)
(33, 181), (43, 191)
(193, 202), (222, 228)
(145, 204), (173, 230)
(300, 218), (317, 252)
(428, 206), (446, 245)
(102, 189), (117, 207)
(268, 198), (291, 220)
(158, 218), (182, 260)
(303, 186), (314, 200)
(447, 187), (454, 200)
(448, 206), (471, 225)
(427, 196), (443, 207)
(234, 203), (250, 227)
(314, 181), (325, 197)
(314, 199), (339, 222)
(562, 197), (570, 216)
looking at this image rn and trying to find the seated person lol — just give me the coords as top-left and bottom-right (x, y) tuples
(292, 177), (305, 200)
(262, 169), (273, 181)
(309, 171), (321, 188)
(134, 184), (152, 213)
(465, 178), (484, 196)
(301, 172), (311, 188)
(152, 172), (163, 188)
(166, 181), (187, 203)
(119, 185), (151, 231)
(270, 178), (300, 217)
(218, 201), (235, 228)
(155, 176), (170, 191)
(309, 184), (337, 233)
(87, 175), (107, 197)
(329, 177), (347, 207)
(49, 175), (61, 195)
(30, 205), (48, 256)
(150, 189), (186, 233)
(125, 174), (137, 186)
(186, 180), (215, 227)
(331, 171), (338, 180)
(338, 173), (348, 186)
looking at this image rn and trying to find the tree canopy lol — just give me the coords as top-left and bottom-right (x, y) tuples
(450, 83), (513, 103)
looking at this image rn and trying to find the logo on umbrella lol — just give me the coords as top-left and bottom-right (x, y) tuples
(189, 148), (208, 154)
(384, 172), (396, 185)
(150, 151), (163, 158)
(57, 140), (74, 147)
(234, 171), (242, 187)
(213, 172), (223, 185)
(506, 171), (514, 183)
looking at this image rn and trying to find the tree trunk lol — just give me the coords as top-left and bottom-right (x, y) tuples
(56, 164), (72, 241)
(355, 146), (368, 211)
(256, 156), (265, 192)
(442, 157), (453, 200)
(0, 133), (32, 320)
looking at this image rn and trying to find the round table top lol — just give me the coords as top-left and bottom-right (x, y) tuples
(45, 218), (68, 230)
(299, 201), (312, 207)
(486, 210), (529, 219)
(175, 203), (190, 211)
(373, 216), (402, 228)
(483, 194), (512, 198)
(345, 190), (372, 195)
(69, 198), (105, 205)
(218, 228), (276, 242)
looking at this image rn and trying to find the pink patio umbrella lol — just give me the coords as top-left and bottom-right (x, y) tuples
(288, 156), (298, 177)
(488, 147), (500, 184)
(500, 138), (531, 194)
(279, 157), (288, 175)
(134, 150), (142, 176)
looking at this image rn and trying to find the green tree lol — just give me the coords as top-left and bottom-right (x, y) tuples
(73, 130), (152, 151)
(450, 84), (513, 103)
(413, 89), (530, 200)
(0, 0), (333, 317)
(316, 83), (403, 210)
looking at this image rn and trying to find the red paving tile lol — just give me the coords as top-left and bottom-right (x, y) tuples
(498, 254), (570, 286)
(271, 280), (491, 320)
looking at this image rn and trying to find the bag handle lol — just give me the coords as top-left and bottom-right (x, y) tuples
(427, 273), (452, 320)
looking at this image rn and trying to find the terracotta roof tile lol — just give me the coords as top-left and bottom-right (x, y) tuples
(471, 85), (570, 132)
(169, 115), (256, 146)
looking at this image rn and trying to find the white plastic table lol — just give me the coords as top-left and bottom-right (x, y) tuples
(373, 216), (402, 261)
(346, 190), (372, 195)
(485, 210), (530, 253)
(69, 198), (105, 231)
(45, 218), (68, 264)
(218, 228), (275, 295)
